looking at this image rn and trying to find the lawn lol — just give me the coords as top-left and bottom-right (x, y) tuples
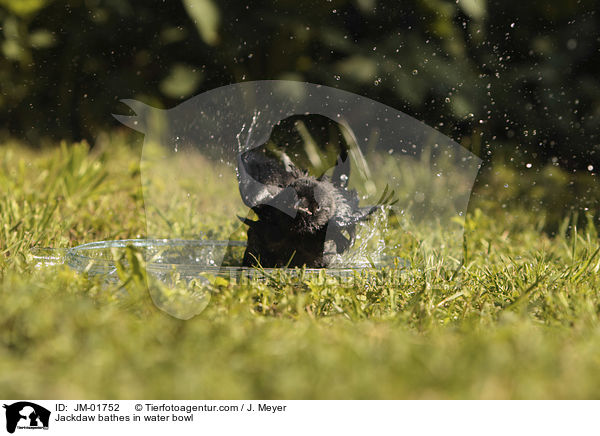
(2, 133), (600, 399)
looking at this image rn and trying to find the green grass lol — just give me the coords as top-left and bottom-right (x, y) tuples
(2, 133), (600, 399)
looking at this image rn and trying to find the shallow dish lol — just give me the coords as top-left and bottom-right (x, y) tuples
(34, 239), (393, 283)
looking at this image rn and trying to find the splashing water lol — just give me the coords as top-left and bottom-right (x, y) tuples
(236, 110), (261, 154)
(329, 205), (390, 268)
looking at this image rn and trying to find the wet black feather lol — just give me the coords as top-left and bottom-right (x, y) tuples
(238, 146), (376, 268)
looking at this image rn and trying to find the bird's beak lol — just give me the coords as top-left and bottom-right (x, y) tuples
(293, 199), (312, 215)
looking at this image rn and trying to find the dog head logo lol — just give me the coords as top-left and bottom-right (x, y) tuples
(3, 402), (50, 434)
(114, 81), (481, 316)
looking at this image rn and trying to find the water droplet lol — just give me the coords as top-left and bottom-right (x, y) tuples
(412, 69), (418, 75)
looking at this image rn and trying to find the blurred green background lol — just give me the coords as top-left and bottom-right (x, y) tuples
(1, 0), (598, 169)
(3, 0), (600, 400)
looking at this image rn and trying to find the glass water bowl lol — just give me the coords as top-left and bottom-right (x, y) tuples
(53, 239), (387, 283)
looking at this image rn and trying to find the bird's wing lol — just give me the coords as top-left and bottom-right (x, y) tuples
(331, 188), (372, 228)
(237, 147), (301, 215)
(332, 184), (398, 228)
(237, 152), (283, 208)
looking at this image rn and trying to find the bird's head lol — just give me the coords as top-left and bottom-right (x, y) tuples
(289, 177), (336, 233)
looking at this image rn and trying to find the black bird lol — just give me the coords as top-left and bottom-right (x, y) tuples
(237, 138), (394, 268)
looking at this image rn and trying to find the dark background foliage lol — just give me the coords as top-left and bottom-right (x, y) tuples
(1, 0), (599, 170)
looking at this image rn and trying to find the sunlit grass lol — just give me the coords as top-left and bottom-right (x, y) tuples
(1, 133), (600, 398)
